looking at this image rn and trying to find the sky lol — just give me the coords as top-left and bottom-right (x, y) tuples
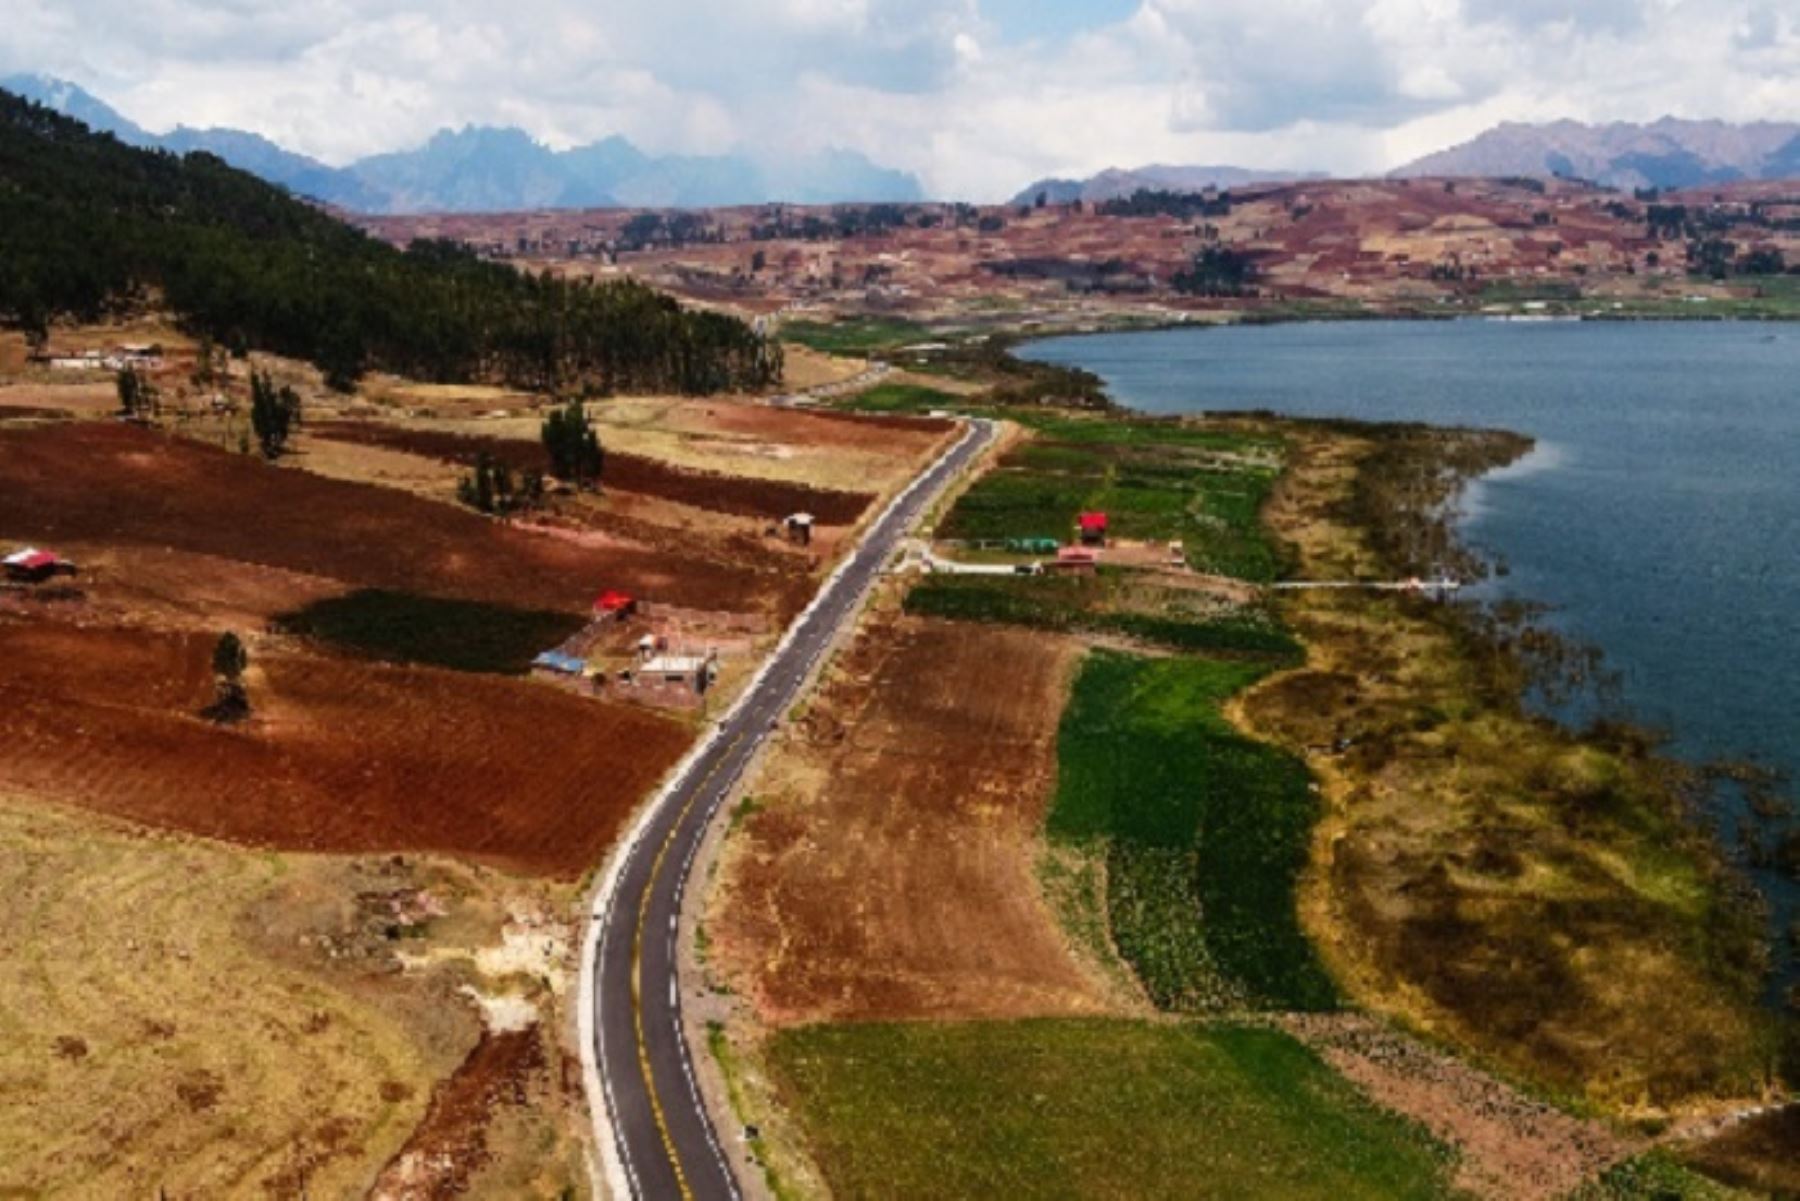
(2, 0), (1797, 198)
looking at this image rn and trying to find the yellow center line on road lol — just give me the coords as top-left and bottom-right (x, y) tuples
(630, 731), (747, 1201)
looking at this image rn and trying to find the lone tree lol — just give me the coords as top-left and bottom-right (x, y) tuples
(115, 366), (158, 419)
(456, 454), (544, 517)
(202, 631), (251, 724)
(541, 398), (604, 490)
(249, 370), (301, 459)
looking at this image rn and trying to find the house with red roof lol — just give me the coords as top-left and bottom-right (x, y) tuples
(3, 547), (77, 584)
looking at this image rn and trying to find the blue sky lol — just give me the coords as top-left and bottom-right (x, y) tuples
(982, 0), (1141, 44)
(2, 1), (1795, 198)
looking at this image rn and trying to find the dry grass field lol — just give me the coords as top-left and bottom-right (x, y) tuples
(457, 395), (950, 495)
(0, 801), (588, 1199)
(710, 611), (1118, 1024)
(307, 420), (878, 524)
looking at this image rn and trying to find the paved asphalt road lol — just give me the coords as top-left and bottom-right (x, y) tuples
(590, 418), (993, 1201)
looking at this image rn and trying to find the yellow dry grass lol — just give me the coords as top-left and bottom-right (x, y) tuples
(0, 798), (590, 1199)
(780, 344), (866, 391)
(445, 396), (934, 495)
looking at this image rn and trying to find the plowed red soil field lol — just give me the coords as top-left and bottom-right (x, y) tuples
(790, 408), (954, 437)
(310, 422), (875, 525)
(712, 616), (1114, 1023)
(0, 619), (691, 877)
(0, 422), (791, 616)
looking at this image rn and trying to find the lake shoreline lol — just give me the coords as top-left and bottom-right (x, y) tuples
(1230, 413), (1791, 1114)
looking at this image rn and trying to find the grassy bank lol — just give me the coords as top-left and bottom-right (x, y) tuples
(1239, 422), (1781, 1111)
(766, 1020), (1454, 1201)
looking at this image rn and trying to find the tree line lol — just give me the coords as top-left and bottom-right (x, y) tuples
(0, 89), (782, 395)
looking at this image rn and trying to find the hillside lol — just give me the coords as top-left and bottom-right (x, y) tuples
(1011, 164), (1324, 206)
(374, 174), (1798, 327)
(0, 74), (924, 212)
(1393, 118), (1800, 189)
(0, 87), (778, 393)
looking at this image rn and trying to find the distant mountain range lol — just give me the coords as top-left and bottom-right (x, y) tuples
(1391, 118), (1800, 190)
(0, 73), (924, 213)
(1011, 165), (1326, 206)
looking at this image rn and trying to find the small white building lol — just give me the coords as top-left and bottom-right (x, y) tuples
(784, 512), (816, 545)
(641, 653), (719, 693)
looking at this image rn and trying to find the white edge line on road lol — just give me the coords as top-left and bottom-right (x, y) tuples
(578, 419), (984, 1200)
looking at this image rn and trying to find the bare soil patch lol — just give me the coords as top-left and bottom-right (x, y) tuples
(0, 618), (691, 877)
(0, 541), (346, 632)
(711, 613), (1116, 1023)
(0, 420), (785, 617)
(0, 380), (119, 415)
(1286, 1013), (1641, 1201)
(369, 1028), (548, 1201)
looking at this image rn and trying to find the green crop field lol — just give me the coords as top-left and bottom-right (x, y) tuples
(837, 382), (961, 413)
(276, 588), (587, 675)
(936, 428), (1286, 582)
(903, 574), (1300, 658)
(1050, 651), (1335, 1011)
(766, 1020), (1454, 1201)
(782, 317), (929, 356)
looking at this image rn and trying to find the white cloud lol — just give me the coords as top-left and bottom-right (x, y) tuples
(0, 0), (1794, 198)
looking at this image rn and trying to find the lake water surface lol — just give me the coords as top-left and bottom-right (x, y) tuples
(1023, 319), (1800, 991)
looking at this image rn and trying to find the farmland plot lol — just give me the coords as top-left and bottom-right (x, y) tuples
(0, 619), (690, 877)
(0, 421), (786, 617)
(710, 616), (1116, 1023)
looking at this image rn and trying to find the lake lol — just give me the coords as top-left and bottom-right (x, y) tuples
(1023, 319), (1800, 993)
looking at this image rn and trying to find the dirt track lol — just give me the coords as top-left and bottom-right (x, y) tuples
(0, 422), (792, 617)
(370, 1028), (548, 1200)
(711, 615), (1114, 1023)
(0, 619), (691, 877)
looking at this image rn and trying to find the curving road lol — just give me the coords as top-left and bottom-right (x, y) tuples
(584, 418), (993, 1201)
